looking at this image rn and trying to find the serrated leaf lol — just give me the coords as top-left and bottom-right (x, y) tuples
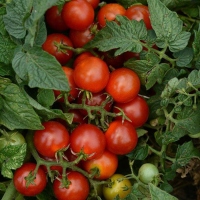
(173, 47), (193, 67)
(12, 46), (70, 91)
(149, 183), (178, 200)
(0, 77), (43, 130)
(0, 34), (16, 64)
(0, 144), (27, 178)
(85, 15), (147, 56)
(148, 0), (191, 52)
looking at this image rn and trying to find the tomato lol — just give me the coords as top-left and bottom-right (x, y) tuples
(53, 171), (90, 200)
(138, 163), (160, 185)
(125, 4), (152, 30)
(123, 51), (140, 62)
(76, 91), (113, 116)
(45, 6), (68, 32)
(13, 163), (47, 196)
(103, 174), (132, 200)
(54, 66), (78, 102)
(105, 120), (138, 155)
(33, 121), (70, 158)
(86, 0), (100, 9)
(105, 67), (140, 103)
(42, 33), (73, 65)
(69, 23), (95, 48)
(82, 150), (118, 180)
(73, 51), (94, 68)
(61, 0), (95, 31)
(73, 56), (110, 93)
(68, 109), (86, 125)
(97, 3), (126, 28)
(113, 95), (149, 128)
(0, 130), (25, 150)
(70, 123), (106, 160)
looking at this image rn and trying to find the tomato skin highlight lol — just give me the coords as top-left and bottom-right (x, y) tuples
(42, 33), (73, 65)
(33, 121), (70, 158)
(103, 174), (132, 200)
(70, 123), (106, 160)
(113, 95), (149, 128)
(13, 163), (47, 196)
(105, 67), (140, 103)
(61, 0), (95, 31)
(73, 56), (110, 93)
(105, 120), (138, 155)
(82, 150), (118, 180)
(53, 171), (90, 200)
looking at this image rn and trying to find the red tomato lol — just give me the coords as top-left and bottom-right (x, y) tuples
(54, 67), (78, 102)
(73, 51), (94, 68)
(105, 120), (138, 155)
(125, 5), (152, 30)
(42, 33), (73, 65)
(73, 56), (110, 93)
(105, 68), (140, 103)
(68, 109), (86, 124)
(53, 171), (90, 200)
(122, 51), (140, 62)
(70, 123), (106, 160)
(69, 24), (95, 48)
(76, 91), (113, 116)
(113, 95), (149, 128)
(82, 150), (118, 180)
(61, 0), (95, 31)
(33, 121), (70, 158)
(86, 0), (100, 9)
(97, 3), (126, 27)
(13, 163), (47, 196)
(45, 6), (68, 32)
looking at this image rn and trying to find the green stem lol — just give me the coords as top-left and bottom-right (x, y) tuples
(2, 180), (17, 200)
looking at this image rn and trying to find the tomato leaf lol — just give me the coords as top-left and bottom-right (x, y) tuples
(149, 183), (178, 200)
(37, 89), (55, 108)
(147, 0), (191, 52)
(12, 46), (70, 91)
(0, 7), (7, 36)
(0, 77), (43, 130)
(85, 15), (147, 56)
(0, 144), (27, 178)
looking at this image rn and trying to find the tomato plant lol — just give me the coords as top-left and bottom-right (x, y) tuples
(13, 163), (47, 196)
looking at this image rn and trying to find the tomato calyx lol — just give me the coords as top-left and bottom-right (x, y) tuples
(24, 168), (38, 187)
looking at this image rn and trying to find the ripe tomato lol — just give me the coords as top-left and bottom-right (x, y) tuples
(105, 67), (140, 103)
(113, 95), (149, 128)
(97, 3), (126, 28)
(42, 33), (73, 65)
(103, 174), (132, 200)
(13, 163), (47, 196)
(33, 121), (70, 158)
(73, 56), (110, 93)
(53, 171), (90, 200)
(125, 4), (152, 30)
(45, 6), (68, 32)
(76, 91), (113, 116)
(73, 51), (94, 68)
(138, 163), (160, 185)
(70, 123), (106, 160)
(54, 66), (78, 102)
(68, 109), (86, 125)
(69, 24), (95, 48)
(61, 0), (95, 31)
(82, 150), (118, 180)
(86, 0), (100, 9)
(105, 120), (138, 155)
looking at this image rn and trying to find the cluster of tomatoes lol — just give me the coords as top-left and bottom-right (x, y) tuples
(13, 1), (152, 199)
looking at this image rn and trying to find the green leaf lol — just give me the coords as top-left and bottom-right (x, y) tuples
(173, 47), (193, 67)
(0, 34), (16, 64)
(12, 46), (70, 91)
(0, 77), (43, 130)
(193, 28), (200, 57)
(0, 144), (27, 178)
(3, 0), (33, 39)
(0, 63), (14, 76)
(37, 89), (55, 108)
(0, 7), (7, 36)
(85, 15), (148, 56)
(147, 0), (191, 52)
(149, 183), (178, 200)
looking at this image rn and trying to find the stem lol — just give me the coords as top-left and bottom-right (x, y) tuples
(2, 180), (17, 200)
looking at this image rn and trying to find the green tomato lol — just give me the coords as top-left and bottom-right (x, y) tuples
(103, 174), (132, 200)
(138, 163), (160, 185)
(0, 130), (25, 150)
